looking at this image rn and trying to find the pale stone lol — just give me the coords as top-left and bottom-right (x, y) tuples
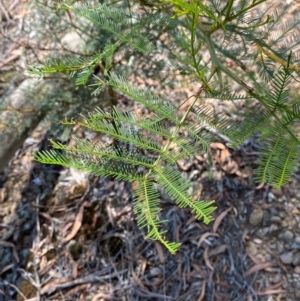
(283, 230), (294, 242)
(280, 252), (293, 264)
(249, 208), (263, 226)
(247, 241), (257, 256)
(292, 253), (300, 266)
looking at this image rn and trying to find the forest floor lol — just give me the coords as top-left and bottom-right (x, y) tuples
(1, 1), (300, 301)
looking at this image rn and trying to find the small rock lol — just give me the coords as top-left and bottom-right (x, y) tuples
(271, 274), (281, 283)
(212, 170), (223, 181)
(295, 236), (300, 245)
(265, 254), (272, 261)
(270, 216), (281, 223)
(288, 219), (297, 228)
(177, 159), (192, 171)
(284, 244), (292, 251)
(189, 170), (200, 180)
(257, 227), (269, 238)
(247, 241), (257, 256)
(283, 230), (294, 242)
(280, 252), (293, 264)
(277, 242), (284, 253)
(291, 243), (300, 250)
(269, 224), (278, 233)
(294, 266), (300, 274)
(292, 253), (300, 266)
(149, 267), (162, 277)
(267, 192), (275, 202)
(269, 207), (279, 215)
(61, 31), (86, 52)
(249, 208), (264, 226)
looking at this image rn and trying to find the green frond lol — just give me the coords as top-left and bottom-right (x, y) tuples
(206, 0), (226, 15)
(213, 39), (248, 69)
(205, 90), (253, 101)
(35, 149), (144, 182)
(172, 136), (200, 157)
(71, 4), (155, 53)
(35, 149), (70, 166)
(28, 55), (97, 75)
(77, 114), (179, 164)
(267, 67), (293, 110)
(80, 119), (171, 159)
(255, 127), (300, 188)
(154, 165), (215, 224)
(186, 124), (215, 153)
(255, 53), (276, 82)
(75, 44), (118, 84)
(28, 53), (103, 84)
(74, 3), (133, 24)
(164, 0), (221, 22)
(289, 102), (300, 120)
(190, 104), (236, 141)
(49, 138), (156, 169)
(231, 109), (272, 145)
(102, 74), (178, 121)
(93, 107), (197, 157)
(264, 5), (290, 39)
(268, 7), (300, 47)
(140, 11), (177, 29)
(132, 180), (181, 254)
(75, 66), (95, 86)
(94, 107), (173, 139)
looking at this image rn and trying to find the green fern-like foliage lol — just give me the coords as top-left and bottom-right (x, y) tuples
(35, 75), (216, 254)
(32, 0), (300, 252)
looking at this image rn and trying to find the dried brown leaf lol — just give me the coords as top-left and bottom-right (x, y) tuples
(262, 280), (285, 291)
(210, 142), (226, 150)
(221, 159), (239, 174)
(197, 232), (219, 248)
(247, 252), (262, 265)
(196, 280), (206, 301)
(62, 201), (89, 243)
(40, 256), (58, 276)
(64, 284), (90, 299)
(154, 242), (165, 264)
(41, 277), (73, 295)
(213, 207), (232, 233)
(245, 261), (272, 276)
(131, 268), (148, 291)
(0, 263), (14, 275)
(255, 289), (286, 296)
(204, 247), (214, 270)
(39, 212), (54, 241)
(177, 253), (182, 279)
(91, 292), (110, 301)
(208, 244), (229, 257)
(191, 263), (207, 279)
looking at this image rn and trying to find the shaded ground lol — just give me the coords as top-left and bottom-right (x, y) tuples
(1, 1), (300, 301)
